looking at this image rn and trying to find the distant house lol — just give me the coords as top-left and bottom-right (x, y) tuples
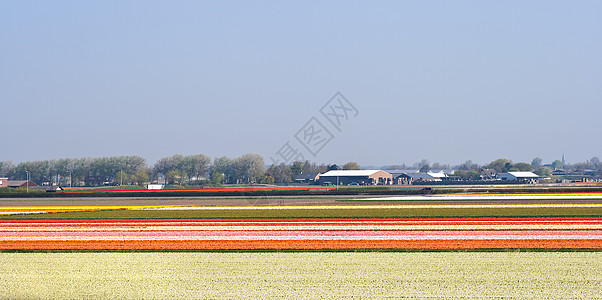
(294, 172), (321, 184)
(0, 178), (7, 188)
(318, 170), (392, 186)
(407, 172), (445, 183)
(393, 173), (413, 185)
(497, 172), (540, 183)
(481, 169), (497, 179)
(387, 170), (448, 185)
(7, 180), (39, 189)
(426, 171), (447, 179)
(385, 170), (416, 185)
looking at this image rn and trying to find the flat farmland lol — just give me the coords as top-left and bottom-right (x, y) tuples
(1, 192), (601, 299)
(1, 252), (600, 299)
(1, 192), (602, 250)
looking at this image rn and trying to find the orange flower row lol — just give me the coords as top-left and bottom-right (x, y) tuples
(1, 239), (600, 250)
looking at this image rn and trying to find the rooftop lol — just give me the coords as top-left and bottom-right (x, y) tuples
(507, 171), (539, 178)
(320, 170), (387, 177)
(7, 180), (39, 187)
(294, 172), (321, 180)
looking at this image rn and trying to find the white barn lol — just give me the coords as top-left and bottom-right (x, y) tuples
(318, 170), (393, 185)
(497, 172), (540, 183)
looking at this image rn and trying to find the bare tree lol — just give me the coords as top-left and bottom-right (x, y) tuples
(342, 162), (360, 170)
(0, 161), (15, 177)
(267, 164), (292, 183)
(457, 160), (479, 171)
(232, 153), (265, 184)
(183, 154), (211, 183)
(590, 157), (600, 169)
(211, 156), (233, 184)
(531, 158), (543, 170)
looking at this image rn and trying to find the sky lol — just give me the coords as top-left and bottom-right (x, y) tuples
(1, 1), (601, 167)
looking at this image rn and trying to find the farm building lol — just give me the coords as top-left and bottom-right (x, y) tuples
(7, 180), (39, 189)
(318, 170), (392, 185)
(387, 170), (415, 185)
(387, 170), (448, 185)
(294, 172), (321, 184)
(0, 178), (7, 188)
(497, 172), (540, 183)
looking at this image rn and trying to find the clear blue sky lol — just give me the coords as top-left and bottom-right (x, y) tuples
(1, 1), (600, 166)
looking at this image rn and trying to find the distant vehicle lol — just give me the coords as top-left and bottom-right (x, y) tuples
(348, 182), (359, 186)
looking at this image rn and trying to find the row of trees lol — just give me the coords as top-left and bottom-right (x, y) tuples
(449, 157), (602, 180)
(381, 157), (602, 180)
(264, 161), (363, 184)
(154, 154), (211, 184)
(485, 157), (600, 175)
(384, 160), (451, 173)
(0, 156), (147, 186)
(206, 153), (266, 185)
(0, 154), (366, 187)
(1, 154), (600, 186)
(0, 153), (268, 186)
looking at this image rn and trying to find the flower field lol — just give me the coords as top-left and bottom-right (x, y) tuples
(2, 193), (601, 250)
(0, 205), (189, 215)
(1, 217), (600, 250)
(1, 196), (601, 298)
(2, 252), (601, 299)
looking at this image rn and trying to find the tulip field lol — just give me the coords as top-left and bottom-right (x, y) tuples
(1, 216), (601, 250)
(1, 192), (601, 298)
(0, 192), (602, 250)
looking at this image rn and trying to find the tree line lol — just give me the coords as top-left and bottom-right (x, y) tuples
(1, 154), (599, 186)
(0, 153), (367, 187)
(0, 156), (147, 186)
(0, 153), (268, 186)
(417, 157), (601, 180)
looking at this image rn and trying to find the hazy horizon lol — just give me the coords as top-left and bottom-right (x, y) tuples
(2, 1), (600, 167)
(0, 151), (588, 170)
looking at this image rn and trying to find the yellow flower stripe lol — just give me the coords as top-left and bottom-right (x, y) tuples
(0, 205), (192, 214)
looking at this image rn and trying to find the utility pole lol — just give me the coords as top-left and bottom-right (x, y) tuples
(25, 170), (29, 193)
